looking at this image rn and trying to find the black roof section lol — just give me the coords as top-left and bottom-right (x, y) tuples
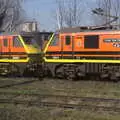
(0, 31), (53, 36)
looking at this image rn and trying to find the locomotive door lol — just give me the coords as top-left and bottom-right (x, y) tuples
(61, 35), (74, 58)
(1, 36), (11, 59)
(74, 36), (84, 52)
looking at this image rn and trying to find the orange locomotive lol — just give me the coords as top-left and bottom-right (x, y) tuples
(44, 29), (120, 81)
(0, 32), (43, 77)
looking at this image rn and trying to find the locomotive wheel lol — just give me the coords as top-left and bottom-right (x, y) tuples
(55, 72), (64, 79)
(65, 71), (76, 81)
(63, 64), (76, 81)
(109, 72), (119, 82)
(9, 63), (21, 77)
(55, 64), (64, 79)
(44, 66), (52, 77)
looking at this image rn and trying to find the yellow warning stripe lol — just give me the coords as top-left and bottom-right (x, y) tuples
(43, 34), (54, 53)
(44, 58), (120, 63)
(0, 58), (29, 63)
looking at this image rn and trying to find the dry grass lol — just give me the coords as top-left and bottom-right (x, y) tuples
(1, 78), (119, 98)
(0, 78), (120, 120)
(0, 106), (120, 120)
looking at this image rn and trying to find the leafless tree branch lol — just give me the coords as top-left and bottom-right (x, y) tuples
(0, 0), (25, 32)
(93, 0), (120, 29)
(55, 0), (83, 29)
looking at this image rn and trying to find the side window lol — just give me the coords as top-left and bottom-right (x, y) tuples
(50, 35), (59, 46)
(13, 37), (23, 47)
(3, 39), (8, 47)
(65, 36), (71, 45)
(84, 35), (99, 49)
(44, 35), (49, 40)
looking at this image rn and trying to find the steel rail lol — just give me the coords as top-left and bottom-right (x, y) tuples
(0, 79), (39, 88)
(0, 91), (120, 105)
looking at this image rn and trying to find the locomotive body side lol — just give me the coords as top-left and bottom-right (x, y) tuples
(43, 30), (120, 80)
(44, 31), (120, 63)
(0, 34), (28, 63)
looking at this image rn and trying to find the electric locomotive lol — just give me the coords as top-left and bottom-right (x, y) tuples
(0, 32), (43, 77)
(44, 28), (120, 81)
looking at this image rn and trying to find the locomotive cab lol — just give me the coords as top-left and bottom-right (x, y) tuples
(20, 34), (42, 63)
(21, 35), (40, 54)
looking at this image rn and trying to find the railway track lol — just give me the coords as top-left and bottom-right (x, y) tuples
(0, 91), (120, 102)
(0, 91), (120, 112)
(0, 98), (120, 112)
(0, 78), (40, 88)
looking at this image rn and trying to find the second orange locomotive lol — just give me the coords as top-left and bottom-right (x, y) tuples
(43, 29), (120, 81)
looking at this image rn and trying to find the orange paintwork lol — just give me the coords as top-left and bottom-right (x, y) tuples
(0, 35), (27, 58)
(46, 30), (120, 57)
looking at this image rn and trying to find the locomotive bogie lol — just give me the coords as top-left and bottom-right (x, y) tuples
(0, 62), (43, 77)
(44, 62), (120, 81)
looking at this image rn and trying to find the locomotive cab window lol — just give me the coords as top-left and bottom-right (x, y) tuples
(65, 36), (71, 45)
(84, 35), (99, 49)
(22, 36), (39, 48)
(22, 36), (34, 45)
(3, 39), (8, 47)
(13, 37), (23, 47)
(50, 35), (59, 46)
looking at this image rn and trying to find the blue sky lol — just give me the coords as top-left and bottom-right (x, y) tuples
(23, 0), (97, 31)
